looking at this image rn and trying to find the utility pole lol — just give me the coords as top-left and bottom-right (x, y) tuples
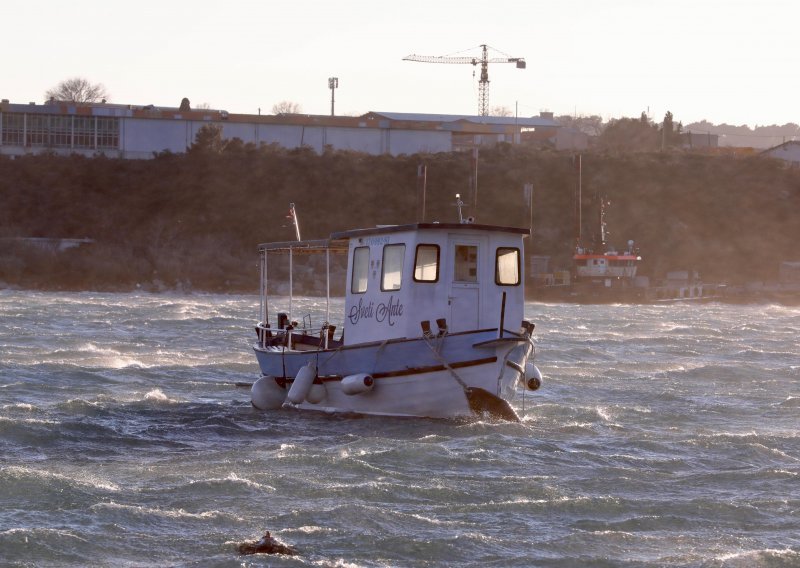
(524, 183), (534, 236)
(417, 164), (427, 222)
(328, 77), (338, 116)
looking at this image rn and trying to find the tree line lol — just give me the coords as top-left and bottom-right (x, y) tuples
(0, 135), (798, 292)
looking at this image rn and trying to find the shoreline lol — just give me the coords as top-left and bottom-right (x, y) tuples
(3, 283), (798, 307)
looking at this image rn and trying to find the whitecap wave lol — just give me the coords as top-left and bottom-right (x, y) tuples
(90, 501), (237, 521)
(1, 402), (38, 411)
(290, 525), (337, 534)
(716, 548), (799, 563)
(143, 388), (177, 403)
(1, 465), (120, 492)
(189, 472), (275, 491)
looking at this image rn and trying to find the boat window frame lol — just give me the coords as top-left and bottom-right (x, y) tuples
(413, 244), (440, 283)
(495, 246), (521, 286)
(454, 244), (479, 283)
(381, 243), (406, 292)
(351, 246), (370, 294)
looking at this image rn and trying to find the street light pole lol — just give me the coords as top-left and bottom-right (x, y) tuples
(328, 77), (338, 116)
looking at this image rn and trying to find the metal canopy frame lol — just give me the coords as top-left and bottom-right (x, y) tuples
(258, 238), (349, 335)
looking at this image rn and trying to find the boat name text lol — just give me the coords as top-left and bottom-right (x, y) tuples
(349, 296), (404, 326)
(362, 237), (391, 246)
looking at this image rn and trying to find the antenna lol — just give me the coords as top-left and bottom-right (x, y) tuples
(417, 164), (427, 222)
(574, 155), (582, 251)
(287, 203), (301, 241)
(455, 194), (464, 224)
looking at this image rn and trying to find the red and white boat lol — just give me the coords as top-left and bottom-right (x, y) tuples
(572, 158), (641, 289)
(573, 241), (640, 282)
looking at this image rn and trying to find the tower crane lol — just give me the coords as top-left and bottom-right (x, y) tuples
(403, 44), (526, 116)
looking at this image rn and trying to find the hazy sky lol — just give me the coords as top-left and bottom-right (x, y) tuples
(3, 0), (796, 127)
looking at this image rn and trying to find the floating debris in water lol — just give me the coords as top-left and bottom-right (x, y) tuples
(237, 531), (298, 556)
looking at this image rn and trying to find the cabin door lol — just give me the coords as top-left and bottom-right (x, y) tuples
(447, 237), (484, 333)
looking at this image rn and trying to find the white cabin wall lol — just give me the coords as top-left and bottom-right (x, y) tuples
(343, 235), (413, 345)
(404, 233), (451, 336)
(479, 234), (526, 332)
(342, 228), (527, 344)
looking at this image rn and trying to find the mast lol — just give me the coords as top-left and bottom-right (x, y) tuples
(574, 154), (582, 251)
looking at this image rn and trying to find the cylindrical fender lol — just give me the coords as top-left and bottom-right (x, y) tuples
(251, 375), (286, 410)
(286, 362), (316, 404)
(306, 382), (327, 404)
(524, 362), (543, 391)
(341, 373), (374, 395)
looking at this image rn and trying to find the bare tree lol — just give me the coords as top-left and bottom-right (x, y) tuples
(271, 101), (302, 115)
(45, 77), (109, 103)
(491, 105), (513, 117)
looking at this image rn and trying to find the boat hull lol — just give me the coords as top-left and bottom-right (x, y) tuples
(252, 329), (531, 419)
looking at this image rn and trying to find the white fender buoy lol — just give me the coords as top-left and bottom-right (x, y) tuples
(524, 362), (542, 391)
(251, 375), (286, 410)
(306, 382), (326, 404)
(341, 373), (374, 395)
(286, 362), (316, 404)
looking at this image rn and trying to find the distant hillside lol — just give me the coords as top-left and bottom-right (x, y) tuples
(683, 121), (800, 149)
(1, 145), (798, 292)
(557, 114), (800, 150)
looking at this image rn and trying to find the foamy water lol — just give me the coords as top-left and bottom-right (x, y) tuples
(0, 291), (798, 567)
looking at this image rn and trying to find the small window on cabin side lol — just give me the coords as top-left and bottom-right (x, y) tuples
(454, 245), (478, 282)
(381, 244), (405, 291)
(496, 247), (520, 286)
(414, 244), (439, 282)
(352, 246), (370, 293)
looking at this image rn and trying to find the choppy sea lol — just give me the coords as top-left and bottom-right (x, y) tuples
(0, 290), (798, 567)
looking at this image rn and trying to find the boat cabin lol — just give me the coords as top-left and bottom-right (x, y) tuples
(335, 223), (528, 345)
(258, 222), (529, 347)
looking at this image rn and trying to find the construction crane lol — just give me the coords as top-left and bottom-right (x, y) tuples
(403, 44), (526, 116)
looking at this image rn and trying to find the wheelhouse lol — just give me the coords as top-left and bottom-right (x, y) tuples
(334, 223), (528, 345)
(256, 222), (529, 347)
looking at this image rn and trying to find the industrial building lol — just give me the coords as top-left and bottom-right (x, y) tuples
(762, 140), (800, 167)
(0, 99), (559, 159)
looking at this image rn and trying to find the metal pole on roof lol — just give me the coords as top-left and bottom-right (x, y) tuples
(524, 183), (534, 237)
(264, 251), (269, 327)
(328, 77), (338, 117)
(289, 247), (293, 323)
(471, 147), (479, 209)
(326, 247), (330, 326)
(259, 250), (265, 324)
(417, 164), (427, 222)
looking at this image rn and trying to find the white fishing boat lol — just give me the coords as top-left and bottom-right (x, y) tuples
(250, 200), (542, 421)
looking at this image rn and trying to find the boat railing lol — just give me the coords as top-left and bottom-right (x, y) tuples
(255, 321), (339, 351)
(257, 237), (349, 351)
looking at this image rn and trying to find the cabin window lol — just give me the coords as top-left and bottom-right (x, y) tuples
(495, 247), (520, 286)
(381, 244), (405, 291)
(414, 244), (439, 282)
(351, 246), (369, 293)
(454, 245), (478, 282)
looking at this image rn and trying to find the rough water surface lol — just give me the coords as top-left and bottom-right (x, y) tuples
(0, 291), (798, 567)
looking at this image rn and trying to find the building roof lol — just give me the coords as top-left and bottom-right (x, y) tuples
(762, 140), (800, 153)
(365, 111), (559, 128)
